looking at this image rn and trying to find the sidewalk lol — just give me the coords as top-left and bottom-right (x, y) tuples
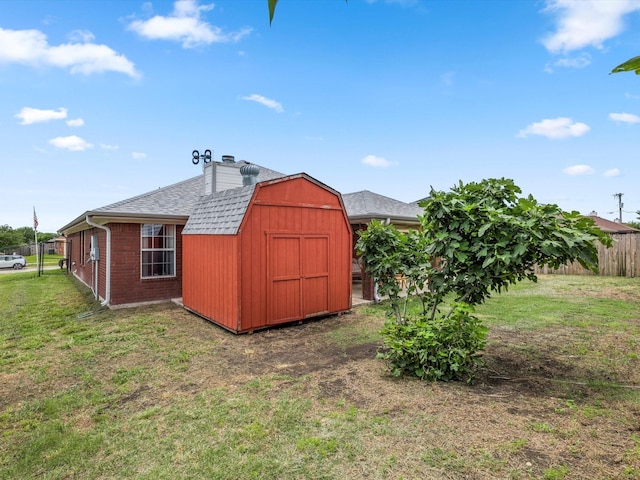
(0, 265), (61, 275)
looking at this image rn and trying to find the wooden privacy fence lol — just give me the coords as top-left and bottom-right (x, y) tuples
(535, 233), (640, 278)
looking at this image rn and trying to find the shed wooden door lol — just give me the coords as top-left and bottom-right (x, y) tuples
(269, 234), (329, 325)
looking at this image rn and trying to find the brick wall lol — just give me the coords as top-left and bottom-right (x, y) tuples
(110, 223), (183, 305)
(67, 223), (184, 306)
(67, 229), (101, 297)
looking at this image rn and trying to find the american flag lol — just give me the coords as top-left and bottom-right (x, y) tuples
(33, 207), (38, 231)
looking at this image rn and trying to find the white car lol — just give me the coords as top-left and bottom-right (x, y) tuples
(0, 254), (27, 269)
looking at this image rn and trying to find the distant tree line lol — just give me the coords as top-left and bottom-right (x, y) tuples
(626, 212), (640, 230)
(0, 225), (56, 252)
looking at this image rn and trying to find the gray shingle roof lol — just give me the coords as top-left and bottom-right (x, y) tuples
(342, 190), (423, 223)
(183, 184), (256, 235)
(94, 161), (284, 217)
(59, 161), (286, 233)
(95, 175), (203, 217)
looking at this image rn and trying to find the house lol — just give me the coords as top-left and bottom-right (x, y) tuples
(59, 157), (285, 308)
(341, 190), (424, 300)
(586, 213), (640, 234)
(59, 156), (423, 316)
(342, 190), (424, 232)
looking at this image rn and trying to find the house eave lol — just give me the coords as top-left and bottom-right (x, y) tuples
(60, 212), (190, 236)
(347, 215), (421, 226)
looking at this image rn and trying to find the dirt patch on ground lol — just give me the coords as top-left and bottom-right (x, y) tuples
(4, 293), (639, 479)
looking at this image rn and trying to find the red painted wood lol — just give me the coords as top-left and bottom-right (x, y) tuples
(183, 234), (239, 331)
(186, 175), (351, 333)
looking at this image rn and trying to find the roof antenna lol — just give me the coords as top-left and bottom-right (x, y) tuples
(192, 149), (213, 170)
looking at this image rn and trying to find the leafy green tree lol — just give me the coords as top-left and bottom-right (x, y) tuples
(15, 227), (35, 244)
(611, 56), (640, 75)
(625, 210), (640, 230)
(268, 0), (278, 24)
(0, 225), (22, 252)
(357, 178), (611, 382)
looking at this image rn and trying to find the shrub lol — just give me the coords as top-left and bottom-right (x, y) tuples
(377, 303), (488, 383)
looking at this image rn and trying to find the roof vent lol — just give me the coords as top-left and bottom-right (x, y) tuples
(240, 164), (260, 185)
(221, 155), (235, 163)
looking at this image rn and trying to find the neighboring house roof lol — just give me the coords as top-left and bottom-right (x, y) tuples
(59, 161), (285, 235)
(342, 190), (423, 224)
(587, 215), (640, 234)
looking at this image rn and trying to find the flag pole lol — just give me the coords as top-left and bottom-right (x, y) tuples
(33, 207), (39, 273)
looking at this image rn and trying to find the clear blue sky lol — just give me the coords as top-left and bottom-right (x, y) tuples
(2, 0), (640, 233)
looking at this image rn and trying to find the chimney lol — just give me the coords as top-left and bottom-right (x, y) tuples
(589, 211), (597, 216)
(203, 162), (215, 195)
(203, 155), (248, 194)
(240, 164), (260, 185)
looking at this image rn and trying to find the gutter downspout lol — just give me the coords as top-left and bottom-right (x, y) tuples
(85, 215), (111, 307)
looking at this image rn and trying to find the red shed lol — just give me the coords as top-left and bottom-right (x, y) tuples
(182, 170), (352, 333)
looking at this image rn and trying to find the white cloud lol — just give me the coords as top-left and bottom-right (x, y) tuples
(542, 0), (640, 54)
(66, 118), (84, 127)
(549, 53), (591, 70)
(128, 0), (251, 48)
(361, 154), (396, 168)
(132, 152), (147, 159)
(49, 135), (93, 151)
(100, 143), (119, 150)
(625, 92), (640, 100)
(15, 106), (67, 125)
(563, 164), (594, 176)
(242, 94), (284, 113)
(517, 117), (590, 139)
(68, 30), (95, 43)
(609, 112), (640, 124)
(0, 27), (139, 77)
(604, 168), (621, 177)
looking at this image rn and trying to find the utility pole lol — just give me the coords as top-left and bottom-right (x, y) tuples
(614, 193), (624, 223)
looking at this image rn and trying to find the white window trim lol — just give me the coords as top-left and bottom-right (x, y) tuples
(140, 224), (176, 279)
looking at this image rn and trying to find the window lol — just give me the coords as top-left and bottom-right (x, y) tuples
(141, 224), (175, 278)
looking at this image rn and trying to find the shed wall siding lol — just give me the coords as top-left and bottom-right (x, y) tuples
(239, 177), (351, 331)
(182, 235), (240, 330)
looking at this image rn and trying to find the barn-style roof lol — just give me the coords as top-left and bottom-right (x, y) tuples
(183, 184), (256, 235)
(183, 173), (345, 236)
(342, 190), (423, 225)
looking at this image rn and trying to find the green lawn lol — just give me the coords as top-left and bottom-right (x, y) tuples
(1, 271), (639, 479)
(24, 253), (64, 267)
